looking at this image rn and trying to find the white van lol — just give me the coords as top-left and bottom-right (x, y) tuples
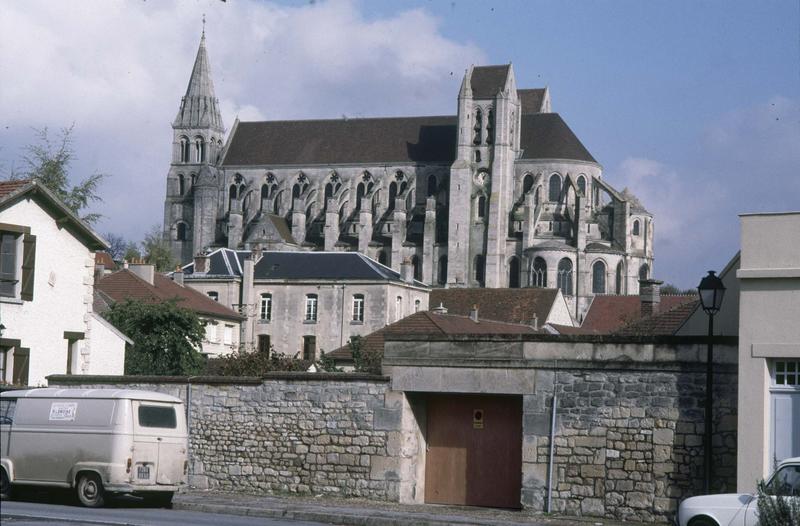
(0, 388), (188, 507)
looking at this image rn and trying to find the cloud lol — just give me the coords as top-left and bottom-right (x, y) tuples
(0, 0), (485, 243)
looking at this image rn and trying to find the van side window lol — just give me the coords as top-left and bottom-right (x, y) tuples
(0, 399), (16, 425)
(138, 405), (177, 429)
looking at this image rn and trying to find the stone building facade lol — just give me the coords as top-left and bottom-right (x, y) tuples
(163, 34), (654, 319)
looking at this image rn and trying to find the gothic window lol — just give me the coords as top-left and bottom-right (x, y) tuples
(291, 184), (301, 211)
(616, 261), (625, 295)
(633, 219), (640, 236)
(356, 183), (365, 211)
(639, 263), (649, 281)
(592, 260), (606, 294)
(352, 294), (365, 322)
(194, 136), (205, 163)
(228, 184), (237, 211)
(427, 175), (437, 197)
(178, 174), (185, 196)
(324, 183), (334, 211)
(179, 136), (190, 163)
(388, 182), (397, 211)
(176, 222), (187, 241)
(557, 258), (573, 295)
(411, 255), (421, 281)
(304, 294), (318, 322)
(508, 257), (520, 288)
(473, 108), (482, 145)
(534, 186), (541, 206)
(522, 174), (534, 197)
(577, 175), (586, 196)
(260, 293), (272, 321)
(438, 255), (448, 285)
(474, 254), (485, 286)
(532, 257), (547, 288)
(486, 109), (494, 144)
(477, 195), (487, 219)
(475, 150), (481, 162)
(378, 250), (388, 266)
(261, 184), (269, 211)
(399, 181), (408, 195)
(549, 174), (561, 202)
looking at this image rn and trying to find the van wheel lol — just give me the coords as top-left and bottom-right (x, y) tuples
(151, 491), (174, 508)
(0, 468), (11, 500)
(76, 473), (105, 508)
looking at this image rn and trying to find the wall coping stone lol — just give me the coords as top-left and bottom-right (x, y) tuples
(46, 372), (390, 385)
(385, 334), (739, 345)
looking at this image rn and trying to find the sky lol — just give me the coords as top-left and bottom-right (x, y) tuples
(1, 0), (798, 289)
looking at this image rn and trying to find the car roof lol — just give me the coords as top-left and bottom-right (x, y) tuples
(780, 457), (800, 466)
(1, 388), (182, 403)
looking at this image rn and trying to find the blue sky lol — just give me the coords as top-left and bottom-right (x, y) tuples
(1, 0), (798, 288)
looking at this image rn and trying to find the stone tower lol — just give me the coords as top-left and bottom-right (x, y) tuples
(163, 31), (225, 264)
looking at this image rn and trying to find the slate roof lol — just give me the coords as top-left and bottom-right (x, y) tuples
(470, 65), (511, 98)
(429, 288), (561, 325)
(223, 116), (458, 166)
(96, 269), (243, 321)
(184, 248), (421, 284)
(327, 310), (538, 361)
(519, 113), (596, 163)
(578, 295), (696, 334)
(518, 89), (547, 114)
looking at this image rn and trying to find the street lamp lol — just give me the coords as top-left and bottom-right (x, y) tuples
(697, 270), (726, 494)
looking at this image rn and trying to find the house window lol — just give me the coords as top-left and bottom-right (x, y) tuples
(395, 296), (403, 321)
(532, 257), (547, 288)
(352, 294), (365, 322)
(592, 260), (606, 294)
(557, 258), (573, 295)
(414, 299), (421, 312)
(305, 294), (318, 322)
(205, 322), (217, 342)
(633, 219), (640, 236)
(223, 325), (233, 345)
(207, 291), (219, 302)
(774, 361), (800, 387)
(302, 336), (316, 360)
(257, 335), (271, 355)
(548, 174), (561, 202)
(12, 347), (29, 385)
(260, 293), (272, 321)
(0, 346), (8, 384)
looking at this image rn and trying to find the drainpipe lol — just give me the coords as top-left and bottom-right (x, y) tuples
(546, 362), (558, 513)
(186, 380), (193, 477)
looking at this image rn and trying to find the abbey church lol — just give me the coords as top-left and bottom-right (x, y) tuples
(163, 34), (654, 313)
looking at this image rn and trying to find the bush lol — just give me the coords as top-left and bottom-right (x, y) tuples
(207, 346), (312, 376)
(757, 479), (800, 526)
(350, 336), (382, 375)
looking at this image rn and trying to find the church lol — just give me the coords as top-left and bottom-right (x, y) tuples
(163, 33), (654, 319)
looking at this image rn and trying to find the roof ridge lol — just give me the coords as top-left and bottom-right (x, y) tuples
(420, 312), (449, 335)
(238, 115), (457, 125)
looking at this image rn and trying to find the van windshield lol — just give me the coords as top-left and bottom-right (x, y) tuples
(138, 405), (177, 429)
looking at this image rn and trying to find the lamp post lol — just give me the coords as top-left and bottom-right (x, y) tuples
(697, 270), (726, 494)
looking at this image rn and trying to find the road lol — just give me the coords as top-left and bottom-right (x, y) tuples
(1, 497), (337, 526)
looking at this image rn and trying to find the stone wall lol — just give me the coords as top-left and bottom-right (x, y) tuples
(47, 374), (401, 500)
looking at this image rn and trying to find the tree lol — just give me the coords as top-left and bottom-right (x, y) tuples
(103, 299), (206, 376)
(142, 225), (175, 271)
(349, 335), (382, 375)
(6, 125), (107, 224)
(661, 283), (696, 295)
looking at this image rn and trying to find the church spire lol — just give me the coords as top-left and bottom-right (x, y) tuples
(173, 28), (224, 131)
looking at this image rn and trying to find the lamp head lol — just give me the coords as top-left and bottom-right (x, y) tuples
(697, 270), (726, 315)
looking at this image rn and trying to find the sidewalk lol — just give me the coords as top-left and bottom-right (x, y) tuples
(174, 491), (654, 526)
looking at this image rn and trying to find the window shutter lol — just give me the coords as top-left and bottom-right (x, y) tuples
(21, 234), (36, 301)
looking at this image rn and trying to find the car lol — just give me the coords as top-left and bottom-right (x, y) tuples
(676, 457), (800, 526)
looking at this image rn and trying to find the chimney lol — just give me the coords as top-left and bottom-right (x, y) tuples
(400, 257), (414, 284)
(128, 262), (155, 285)
(194, 251), (210, 274)
(123, 259), (129, 270)
(431, 302), (448, 315)
(469, 304), (479, 322)
(530, 314), (539, 331)
(639, 279), (663, 317)
(94, 263), (105, 282)
(173, 265), (184, 286)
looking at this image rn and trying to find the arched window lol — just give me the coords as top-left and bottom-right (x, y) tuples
(522, 174), (534, 196)
(291, 184), (301, 211)
(616, 261), (625, 295)
(577, 175), (586, 196)
(388, 182), (397, 211)
(633, 219), (640, 236)
(260, 293), (272, 321)
(532, 257), (547, 288)
(557, 258), (573, 295)
(228, 184), (237, 211)
(474, 255), (485, 286)
(261, 184), (269, 211)
(412, 255), (421, 281)
(592, 260), (606, 294)
(378, 250), (388, 266)
(508, 257), (520, 288)
(178, 174), (185, 196)
(473, 108), (482, 145)
(304, 294), (318, 322)
(395, 295), (404, 321)
(486, 109), (494, 144)
(414, 299), (421, 313)
(324, 183), (334, 211)
(352, 294), (365, 322)
(438, 255), (448, 285)
(549, 174), (561, 202)
(477, 195), (487, 219)
(639, 263), (649, 281)
(427, 175), (437, 197)
(194, 136), (205, 163)
(356, 183), (365, 211)
(176, 222), (187, 241)
(179, 136), (190, 163)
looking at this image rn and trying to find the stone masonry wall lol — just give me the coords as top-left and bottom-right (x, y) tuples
(522, 367), (737, 523)
(48, 375), (402, 500)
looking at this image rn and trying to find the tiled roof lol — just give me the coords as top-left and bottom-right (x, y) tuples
(96, 270), (243, 321)
(327, 310), (538, 360)
(613, 300), (700, 336)
(519, 113), (596, 163)
(0, 179), (31, 198)
(578, 295), (696, 334)
(223, 116), (457, 166)
(470, 65), (510, 98)
(429, 288), (559, 325)
(517, 89), (547, 114)
(94, 251), (117, 270)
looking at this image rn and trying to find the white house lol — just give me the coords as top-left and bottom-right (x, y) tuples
(0, 180), (129, 385)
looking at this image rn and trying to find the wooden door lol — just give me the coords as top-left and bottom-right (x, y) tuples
(425, 394), (522, 508)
